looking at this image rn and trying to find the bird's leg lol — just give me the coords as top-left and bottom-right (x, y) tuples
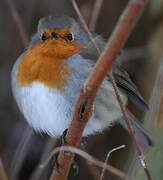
(60, 128), (68, 146)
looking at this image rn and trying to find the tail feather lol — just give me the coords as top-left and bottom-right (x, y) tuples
(119, 111), (154, 149)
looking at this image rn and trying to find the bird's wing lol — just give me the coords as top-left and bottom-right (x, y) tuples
(79, 34), (148, 111)
(112, 64), (149, 110)
(119, 110), (154, 149)
(79, 34), (106, 60)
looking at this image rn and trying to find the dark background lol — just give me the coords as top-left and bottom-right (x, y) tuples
(0, 0), (163, 179)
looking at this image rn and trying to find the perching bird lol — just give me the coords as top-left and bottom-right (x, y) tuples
(11, 16), (154, 149)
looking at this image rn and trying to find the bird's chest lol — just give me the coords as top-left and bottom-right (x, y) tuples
(17, 53), (72, 89)
(12, 53), (90, 136)
(15, 82), (77, 136)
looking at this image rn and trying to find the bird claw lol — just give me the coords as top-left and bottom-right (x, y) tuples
(60, 128), (68, 146)
(72, 159), (79, 176)
(60, 128), (71, 156)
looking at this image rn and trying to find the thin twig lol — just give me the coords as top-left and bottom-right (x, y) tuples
(100, 145), (126, 180)
(109, 73), (140, 152)
(74, 1), (152, 179)
(41, 146), (131, 180)
(30, 139), (58, 180)
(88, 0), (104, 31)
(50, 0), (152, 180)
(109, 73), (152, 180)
(72, 0), (101, 54)
(7, 0), (28, 46)
(0, 159), (8, 180)
(9, 127), (33, 179)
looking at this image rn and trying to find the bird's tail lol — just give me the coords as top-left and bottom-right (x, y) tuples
(119, 111), (154, 149)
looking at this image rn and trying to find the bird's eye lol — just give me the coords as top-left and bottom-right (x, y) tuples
(51, 32), (59, 39)
(67, 33), (74, 41)
(41, 33), (46, 41)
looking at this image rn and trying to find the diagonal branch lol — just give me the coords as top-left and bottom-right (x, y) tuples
(88, 0), (104, 31)
(50, 0), (152, 180)
(7, 0), (28, 46)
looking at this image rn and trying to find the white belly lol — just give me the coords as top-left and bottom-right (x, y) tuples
(12, 81), (127, 137)
(14, 82), (77, 136)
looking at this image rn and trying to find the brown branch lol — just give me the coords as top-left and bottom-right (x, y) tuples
(109, 73), (152, 180)
(88, 0), (104, 31)
(0, 159), (8, 180)
(76, 4), (152, 180)
(50, 0), (152, 180)
(73, 0), (101, 54)
(42, 146), (131, 180)
(7, 0), (28, 46)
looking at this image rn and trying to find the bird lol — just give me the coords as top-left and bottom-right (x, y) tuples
(11, 15), (154, 149)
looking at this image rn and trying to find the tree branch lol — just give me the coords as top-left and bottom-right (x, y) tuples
(7, 0), (28, 47)
(88, 0), (104, 31)
(50, 0), (152, 180)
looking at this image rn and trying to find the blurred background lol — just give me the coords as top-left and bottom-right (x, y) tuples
(0, 0), (163, 179)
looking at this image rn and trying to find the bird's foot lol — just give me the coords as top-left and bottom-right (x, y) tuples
(60, 128), (68, 146)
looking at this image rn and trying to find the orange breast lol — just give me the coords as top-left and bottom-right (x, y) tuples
(17, 41), (71, 89)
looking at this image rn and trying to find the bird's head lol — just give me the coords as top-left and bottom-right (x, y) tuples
(29, 16), (88, 59)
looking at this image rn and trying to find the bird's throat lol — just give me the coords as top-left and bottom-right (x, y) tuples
(17, 44), (71, 89)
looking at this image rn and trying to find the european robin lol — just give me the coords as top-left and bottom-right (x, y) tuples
(11, 16), (154, 149)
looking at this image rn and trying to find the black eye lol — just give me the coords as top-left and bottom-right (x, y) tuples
(67, 33), (74, 41)
(41, 33), (46, 41)
(51, 32), (59, 39)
